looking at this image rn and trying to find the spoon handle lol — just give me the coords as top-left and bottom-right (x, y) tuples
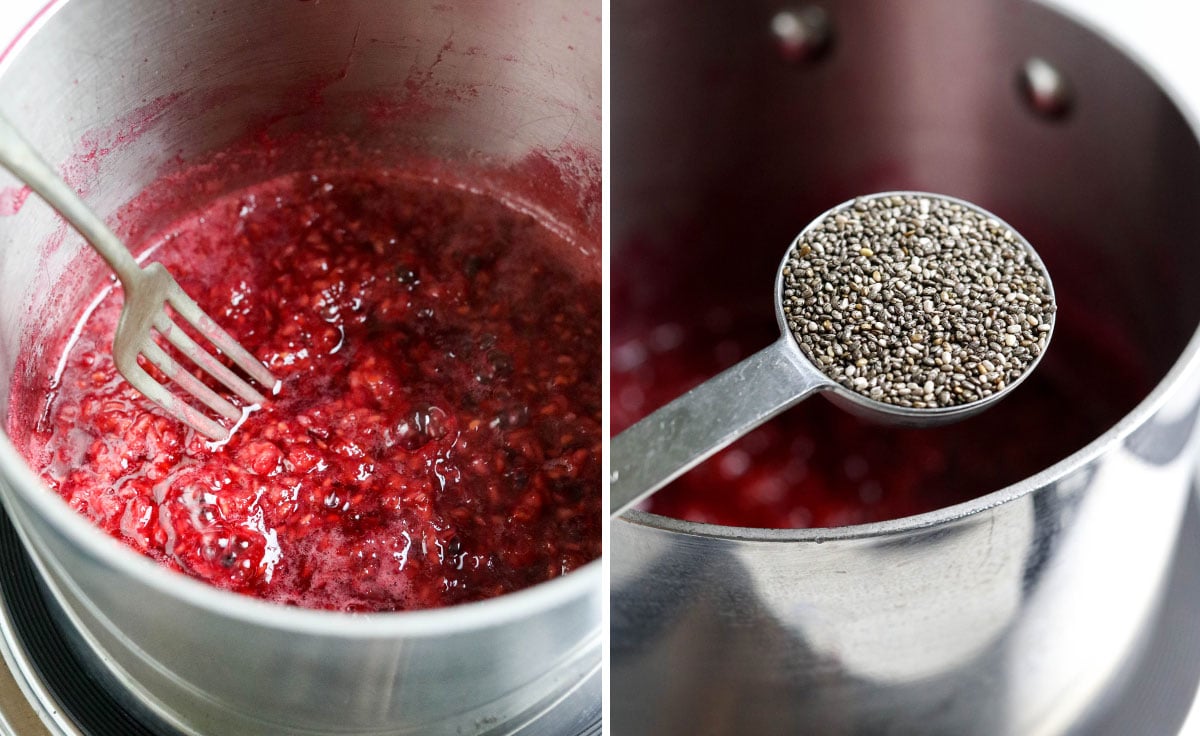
(0, 113), (142, 287)
(611, 336), (824, 518)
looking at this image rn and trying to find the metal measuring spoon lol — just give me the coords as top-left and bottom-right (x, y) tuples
(610, 192), (1056, 518)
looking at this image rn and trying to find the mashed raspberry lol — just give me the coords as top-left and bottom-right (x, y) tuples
(16, 170), (600, 611)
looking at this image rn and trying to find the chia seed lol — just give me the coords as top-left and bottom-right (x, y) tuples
(780, 194), (1055, 409)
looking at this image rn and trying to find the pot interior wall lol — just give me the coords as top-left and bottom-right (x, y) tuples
(0, 0), (600, 421)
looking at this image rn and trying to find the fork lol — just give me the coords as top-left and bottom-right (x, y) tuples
(0, 113), (275, 441)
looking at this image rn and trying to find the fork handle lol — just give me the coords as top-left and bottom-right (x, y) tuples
(0, 112), (142, 287)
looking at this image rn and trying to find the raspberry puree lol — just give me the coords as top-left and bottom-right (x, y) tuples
(15, 170), (601, 611)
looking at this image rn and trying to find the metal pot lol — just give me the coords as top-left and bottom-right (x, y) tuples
(611, 0), (1200, 733)
(0, 1), (600, 734)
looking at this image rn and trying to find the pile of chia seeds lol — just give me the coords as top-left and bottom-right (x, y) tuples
(781, 194), (1054, 409)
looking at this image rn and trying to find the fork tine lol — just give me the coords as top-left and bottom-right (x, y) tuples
(166, 286), (277, 389)
(121, 360), (229, 441)
(141, 340), (242, 422)
(153, 312), (267, 406)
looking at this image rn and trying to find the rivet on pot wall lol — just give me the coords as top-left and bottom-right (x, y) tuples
(1017, 57), (1073, 120)
(771, 6), (833, 63)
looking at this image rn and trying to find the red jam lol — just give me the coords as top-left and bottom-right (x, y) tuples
(612, 233), (1151, 529)
(16, 171), (601, 611)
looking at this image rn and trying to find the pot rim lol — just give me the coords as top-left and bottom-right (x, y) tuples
(0, 0), (602, 638)
(616, 0), (1200, 544)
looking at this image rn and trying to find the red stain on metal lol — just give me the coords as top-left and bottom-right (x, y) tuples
(61, 93), (182, 193)
(0, 186), (31, 216)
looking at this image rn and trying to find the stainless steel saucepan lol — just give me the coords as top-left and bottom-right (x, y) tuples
(0, 1), (600, 734)
(612, 0), (1200, 733)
